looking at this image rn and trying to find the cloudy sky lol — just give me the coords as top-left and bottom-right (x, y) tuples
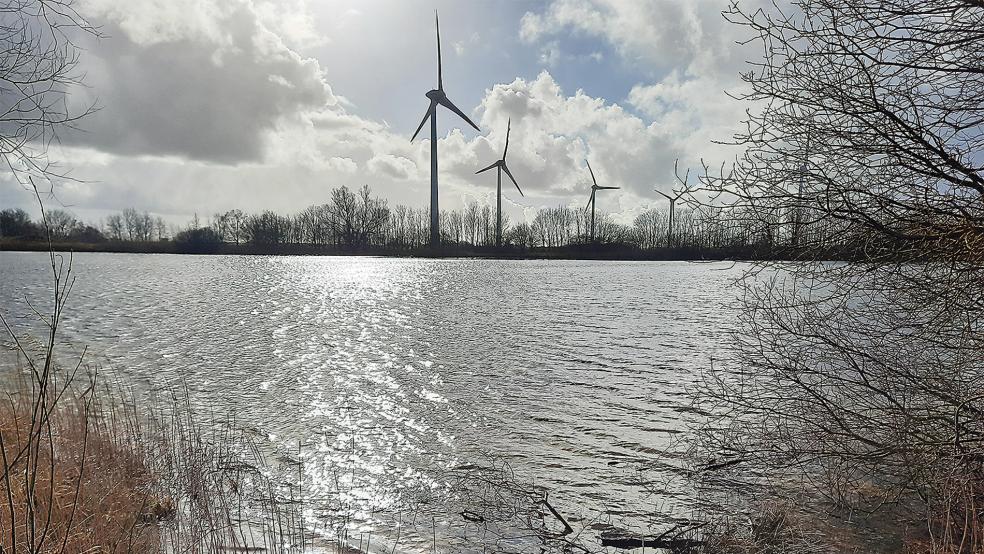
(1, 0), (760, 226)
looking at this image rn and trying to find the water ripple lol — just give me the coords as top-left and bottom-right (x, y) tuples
(0, 253), (744, 544)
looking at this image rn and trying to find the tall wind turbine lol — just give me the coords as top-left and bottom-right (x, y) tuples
(410, 11), (481, 247)
(584, 160), (619, 243)
(476, 118), (523, 247)
(654, 189), (685, 247)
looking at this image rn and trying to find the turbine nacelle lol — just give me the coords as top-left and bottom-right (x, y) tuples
(583, 160), (619, 212)
(654, 189), (683, 202)
(475, 118), (523, 196)
(410, 11), (481, 143)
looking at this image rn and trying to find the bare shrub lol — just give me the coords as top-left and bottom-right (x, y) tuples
(699, 502), (832, 554)
(687, 0), (984, 551)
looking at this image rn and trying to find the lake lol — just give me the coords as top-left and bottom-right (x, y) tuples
(0, 252), (744, 551)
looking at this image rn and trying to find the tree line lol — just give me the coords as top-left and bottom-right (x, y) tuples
(2, 183), (847, 253)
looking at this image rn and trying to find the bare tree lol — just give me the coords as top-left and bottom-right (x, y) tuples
(505, 222), (534, 248)
(355, 184), (390, 247)
(0, 0), (97, 185)
(691, 1), (984, 549)
(0, 207), (40, 237)
(154, 216), (167, 241)
(442, 209), (463, 244)
(103, 213), (123, 240)
(42, 208), (77, 238)
(633, 209), (668, 250)
(121, 207), (138, 240)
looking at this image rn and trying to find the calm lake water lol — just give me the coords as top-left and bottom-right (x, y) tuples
(0, 252), (744, 550)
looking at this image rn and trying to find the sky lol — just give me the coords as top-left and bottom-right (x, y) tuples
(0, 0), (763, 227)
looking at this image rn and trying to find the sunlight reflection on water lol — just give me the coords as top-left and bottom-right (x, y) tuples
(0, 252), (745, 550)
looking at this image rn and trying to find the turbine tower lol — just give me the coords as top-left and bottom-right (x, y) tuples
(654, 189), (685, 247)
(410, 11), (481, 247)
(584, 160), (619, 243)
(476, 118), (523, 247)
(792, 162), (807, 247)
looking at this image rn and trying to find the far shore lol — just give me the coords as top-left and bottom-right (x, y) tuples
(0, 238), (822, 261)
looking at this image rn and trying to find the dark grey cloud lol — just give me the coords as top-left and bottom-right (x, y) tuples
(66, 2), (331, 164)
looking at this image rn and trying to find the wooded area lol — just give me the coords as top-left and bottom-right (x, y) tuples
(2, 181), (857, 257)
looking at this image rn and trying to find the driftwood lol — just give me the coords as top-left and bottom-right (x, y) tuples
(460, 510), (484, 523)
(600, 535), (701, 550)
(542, 497), (574, 536)
(701, 457), (745, 472)
(600, 522), (705, 551)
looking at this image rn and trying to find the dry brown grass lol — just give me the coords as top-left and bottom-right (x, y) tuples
(694, 476), (984, 554)
(698, 502), (829, 554)
(0, 196), (304, 553)
(0, 366), (307, 554)
(0, 379), (165, 553)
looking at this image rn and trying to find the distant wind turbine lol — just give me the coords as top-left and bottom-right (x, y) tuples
(476, 118), (523, 247)
(792, 162), (807, 247)
(584, 160), (619, 243)
(410, 10), (481, 247)
(654, 189), (686, 247)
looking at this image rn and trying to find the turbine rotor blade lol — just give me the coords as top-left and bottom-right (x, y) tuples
(585, 159), (598, 187)
(475, 161), (498, 174)
(436, 11), (443, 90)
(654, 189), (672, 201)
(503, 117), (511, 160)
(599, 186), (620, 190)
(502, 163), (523, 196)
(585, 190), (594, 211)
(411, 101), (436, 142)
(437, 95), (481, 132)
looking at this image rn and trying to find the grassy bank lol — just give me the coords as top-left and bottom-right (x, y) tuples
(0, 376), (161, 552)
(0, 371), (307, 553)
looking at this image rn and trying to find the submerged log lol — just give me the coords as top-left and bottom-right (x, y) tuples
(600, 535), (701, 550)
(542, 497), (573, 536)
(600, 523), (704, 551)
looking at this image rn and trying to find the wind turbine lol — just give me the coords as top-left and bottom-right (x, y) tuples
(791, 132), (812, 248)
(584, 160), (619, 243)
(654, 189), (686, 247)
(476, 118), (523, 247)
(410, 11), (481, 247)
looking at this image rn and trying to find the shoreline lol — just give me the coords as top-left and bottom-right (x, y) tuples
(0, 238), (819, 261)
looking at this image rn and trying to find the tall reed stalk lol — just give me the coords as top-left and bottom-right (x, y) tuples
(0, 189), (306, 553)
